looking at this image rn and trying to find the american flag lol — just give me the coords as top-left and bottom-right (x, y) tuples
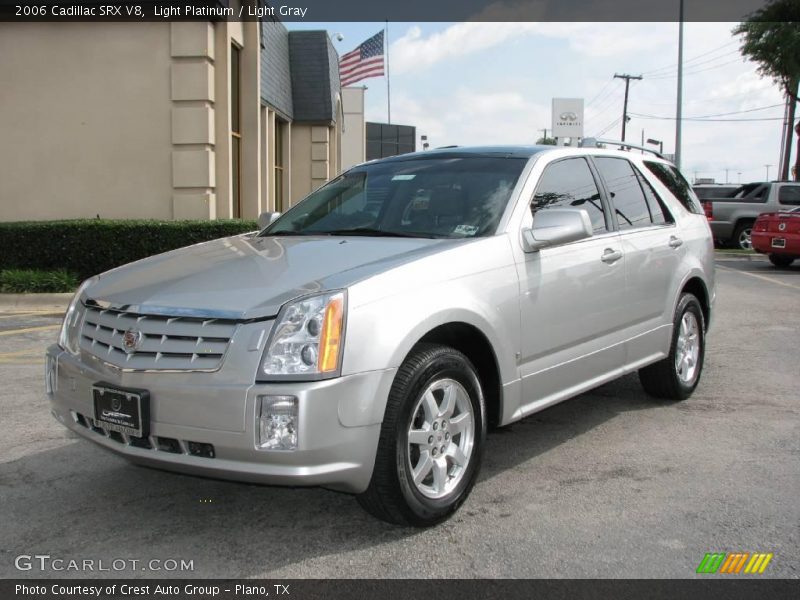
(339, 31), (385, 87)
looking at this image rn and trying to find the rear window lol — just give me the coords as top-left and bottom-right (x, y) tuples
(644, 161), (703, 215)
(778, 185), (800, 206)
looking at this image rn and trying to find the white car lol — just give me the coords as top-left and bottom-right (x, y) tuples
(47, 145), (714, 526)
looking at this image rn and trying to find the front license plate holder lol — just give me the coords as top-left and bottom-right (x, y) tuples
(771, 238), (786, 248)
(92, 383), (150, 438)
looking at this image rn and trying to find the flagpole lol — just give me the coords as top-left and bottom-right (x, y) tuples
(385, 20), (391, 124)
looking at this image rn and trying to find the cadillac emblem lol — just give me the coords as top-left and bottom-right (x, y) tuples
(121, 329), (142, 354)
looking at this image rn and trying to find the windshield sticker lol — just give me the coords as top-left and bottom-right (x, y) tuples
(453, 224), (479, 236)
(392, 174), (416, 181)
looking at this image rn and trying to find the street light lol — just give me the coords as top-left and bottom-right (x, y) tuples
(646, 138), (663, 154)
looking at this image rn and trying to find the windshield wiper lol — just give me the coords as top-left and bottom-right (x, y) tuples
(326, 228), (440, 238)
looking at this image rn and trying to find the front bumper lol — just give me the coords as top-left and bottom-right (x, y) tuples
(46, 345), (396, 493)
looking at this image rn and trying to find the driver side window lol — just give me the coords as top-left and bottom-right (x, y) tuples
(532, 158), (608, 233)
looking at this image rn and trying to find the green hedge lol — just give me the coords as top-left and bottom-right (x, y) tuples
(0, 269), (79, 293)
(0, 219), (258, 281)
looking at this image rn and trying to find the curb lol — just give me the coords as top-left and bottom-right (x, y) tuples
(714, 252), (767, 261)
(0, 293), (72, 312)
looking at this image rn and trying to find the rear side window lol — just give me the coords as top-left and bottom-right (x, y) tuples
(594, 157), (652, 230)
(532, 157), (608, 233)
(778, 185), (800, 205)
(634, 168), (674, 225)
(644, 161), (703, 214)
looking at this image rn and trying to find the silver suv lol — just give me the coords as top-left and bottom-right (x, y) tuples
(46, 146), (714, 526)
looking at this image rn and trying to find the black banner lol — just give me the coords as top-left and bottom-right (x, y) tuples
(0, 0), (779, 23)
(3, 579), (799, 600)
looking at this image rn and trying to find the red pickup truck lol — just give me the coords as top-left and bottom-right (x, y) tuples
(751, 207), (800, 267)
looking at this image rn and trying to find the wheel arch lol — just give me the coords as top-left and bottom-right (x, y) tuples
(679, 275), (711, 331)
(414, 322), (504, 428)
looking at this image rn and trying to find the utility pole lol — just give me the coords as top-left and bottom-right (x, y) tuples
(725, 168), (730, 184)
(765, 164), (772, 181)
(539, 128), (549, 142)
(614, 73), (642, 144)
(675, 0), (684, 169)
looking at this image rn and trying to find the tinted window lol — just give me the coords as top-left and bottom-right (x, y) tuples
(634, 167), (673, 225)
(595, 157), (652, 230)
(644, 161), (703, 214)
(265, 156), (527, 239)
(778, 185), (800, 205)
(532, 158), (607, 233)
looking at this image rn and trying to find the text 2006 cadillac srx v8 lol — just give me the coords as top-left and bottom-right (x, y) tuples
(47, 146), (714, 526)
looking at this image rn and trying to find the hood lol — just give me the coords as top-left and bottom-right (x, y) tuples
(85, 234), (456, 320)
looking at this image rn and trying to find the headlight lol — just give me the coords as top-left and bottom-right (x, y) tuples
(259, 290), (346, 380)
(58, 277), (96, 355)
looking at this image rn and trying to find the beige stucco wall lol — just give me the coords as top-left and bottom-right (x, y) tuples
(0, 23), (174, 221)
(341, 87), (366, 170)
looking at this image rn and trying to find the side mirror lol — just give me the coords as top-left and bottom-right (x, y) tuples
(521, 208), (593, 252)
(258, 211), (281, 229)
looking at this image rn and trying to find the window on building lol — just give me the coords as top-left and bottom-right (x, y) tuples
(274, 119), (286, 212)
(231, 44), (242, 218)
(532, 158), (608, 233)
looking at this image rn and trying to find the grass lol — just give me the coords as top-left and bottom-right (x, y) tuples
(0, 269), (79, 293)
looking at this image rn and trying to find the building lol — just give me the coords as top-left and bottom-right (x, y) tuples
(366, 122), (416, 161)
(0, 3), (365, 222)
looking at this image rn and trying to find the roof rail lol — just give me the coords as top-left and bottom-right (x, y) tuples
(580, 138), (665, 159)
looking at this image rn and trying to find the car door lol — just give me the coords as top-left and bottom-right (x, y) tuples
(514, 157), (629, 418)
(592, 156), (682, 366)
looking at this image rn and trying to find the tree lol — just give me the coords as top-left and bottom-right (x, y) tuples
(733, 0), (800, 180)
(536, 137), (557, 145)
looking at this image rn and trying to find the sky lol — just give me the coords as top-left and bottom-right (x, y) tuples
(287, 21), (792, 184)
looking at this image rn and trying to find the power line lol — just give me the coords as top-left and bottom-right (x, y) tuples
(647, 57), (746, 80)
(640, 39), (737, 76)
(630, 113), (784, 122)
(642, 48), (740, 78)
(629, 103), (784, 120)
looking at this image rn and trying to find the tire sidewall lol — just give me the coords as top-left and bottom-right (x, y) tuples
(669, 294), (706, 397)
(393, 350), (486, 524)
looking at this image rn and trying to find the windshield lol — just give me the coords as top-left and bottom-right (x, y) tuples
(262, 156), (527, 239)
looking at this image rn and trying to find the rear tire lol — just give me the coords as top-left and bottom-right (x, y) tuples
(769, 254), (794, 268)
(732, 222), (753, 250)
(357, 344), (486, 527)
(639, 293), (706, 400)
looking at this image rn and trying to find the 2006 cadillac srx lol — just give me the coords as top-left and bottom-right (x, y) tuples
(47, 145), (714, 526)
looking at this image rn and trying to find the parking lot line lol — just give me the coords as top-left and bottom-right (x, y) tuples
(716, 265), (800, 291)
(0, 324), (60, 336)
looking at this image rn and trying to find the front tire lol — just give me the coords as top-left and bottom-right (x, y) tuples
(357, 344), (486, 526)
(769, 254), (794, 268)
(639, 293), (706, 400)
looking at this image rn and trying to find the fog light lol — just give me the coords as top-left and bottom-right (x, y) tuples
(258, 395), (298, 451)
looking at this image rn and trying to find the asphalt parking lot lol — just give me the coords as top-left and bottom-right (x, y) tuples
(0, 254), (797, 579)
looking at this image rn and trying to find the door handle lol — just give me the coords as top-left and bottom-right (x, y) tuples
(601, 248), (623, 264)
(669, 235), (684, 248)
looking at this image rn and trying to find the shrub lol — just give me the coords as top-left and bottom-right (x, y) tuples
(0, 269), (79, 293)
(0, 219), (258, 280)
